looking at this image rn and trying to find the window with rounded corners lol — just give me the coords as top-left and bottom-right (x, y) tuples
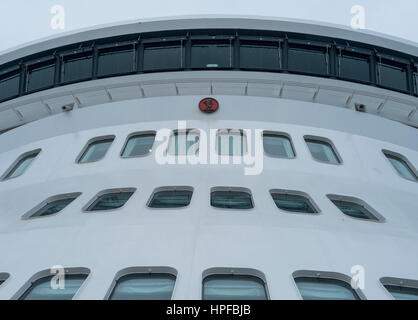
(263, 131), (296, 159)
(270, 189), (319, 214)
(380, 277), (418, 300)
(147, 186), (193, 209)
(327, 194), (385, 222)
(202, 268), (269, 300)
(105, 267), (177, 300)
(0, 273), (10, 287)
(382, 150), (417, 182)
(11, 267), (90, 300)
(21, 192), (82, 220)
(76, 135), (115, 164)
(121, 131), (156, 158)
(293, 270), (366, 300)
(210, 187), (254, 210)
(216, 129), (247, 156)
(167, 129), (200, 156)
(83, 188), (136, 212)
(304, 136), (342, 165)
(1, 149), (41, 181)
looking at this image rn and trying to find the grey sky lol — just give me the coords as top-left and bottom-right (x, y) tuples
(0, 0), (417, 52)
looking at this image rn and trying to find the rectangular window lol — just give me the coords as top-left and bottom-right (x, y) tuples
(22, 193), (81, 220)
(26, 61), (55, 92)
(191, 41), (232, 69)
(288, 45), (328, 75)
(211, 188), (254, 209)
(2, 149), (41, 180)
(338, 51), (370, 83)
(378, 59), (408, 92)
(383, 150), (417, 182)
(327, 194), (384, 222)
(305, 137), (341, 164)
(216, 130), (246, 156)
(62, 53), (93, 83)
(143, 42), (184, 71)
(121, 132), (155, 158)
(148, 187), (193, 208)
(98, 46), (135, 77)
(263, 132), (295, 158)
(294, 277), (360, 300)
(240, 41), (281, 71)
(167, 130), (199, 155)
(77, 136), (114, 163)
(203, 274), (267, 300)
(85, 189), (135, 212)
(270, 190), (318, 214)
(109, 271), (176, 300)
(0, 71), (20, 101)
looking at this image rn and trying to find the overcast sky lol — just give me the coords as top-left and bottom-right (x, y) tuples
(0, 0), (417, 52)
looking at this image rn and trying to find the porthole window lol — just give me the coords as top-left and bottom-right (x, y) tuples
(121, 132), (155, 158)
(293, 270), (365, 300)
(21, 192), (81, 220)
(84, 188), (135, 212)
(61, 51), (93, 83)
(216, 129), (247, 156)
(191, 39), (233, 69)
(143, 40), (185, 71)
(202, 268), (269, 300)
(383, 150), (417, 182)
(167, 129), (199, 155)
(327, 194), (385, 222)
(288, 43), (329, 76)
(263, 132), (295, 158)
(381, 277), (418, 300)
(106, 267), (177, 300)
(77, 136), (115, 163)
(1, 149), (41, 180)
(270, 190), (319, 214)
(26, 59), (55, 92)
(13, 268), (90, 300)
(0, 273), (9, 287)
(147, 187), (193, 208)
(97, 44), (136, 77)
(377, 57), (408, 92)
(0, 69), (20, 101)
(304, 136), (342, 164)
(211, 187), (254, 209)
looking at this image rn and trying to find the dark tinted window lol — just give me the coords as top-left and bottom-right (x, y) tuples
(109, 273), (176, 300)
(143, 42), (184, 71)
(148, 189), (193, 208)
(26, 62), (55, 92)
(271, 193), (317, 214)
(87, 191), (134, 211)
(288, 46), (328, 75)
(414, 67), (418, 94)
(62, 53), (93, 83)
(30, 197), (78, 218)
(263, 133), (295, 158)
(98, 47), (135, 77)
(191, 41), (232, 69)
(121, 133), (155, 157)
(211, 190), (253, 209)
(330, 199), (376, 220)
(378, 60), (408, 92)
(0, 71), (20, 101)
(338, 52), (370, 83)
(203, 274), (267, 300)
(240, 41), (281, 70)
(384, 285), (418, 300)
(19, 274), (88, 300)
(295, 277), (360, 300)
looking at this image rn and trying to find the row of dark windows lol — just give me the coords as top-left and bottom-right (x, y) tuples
(16, 186), (386, 222)
(1, 268), (416, 300)
(0, 30), (417, 103)
(2, 131), (417, 182)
